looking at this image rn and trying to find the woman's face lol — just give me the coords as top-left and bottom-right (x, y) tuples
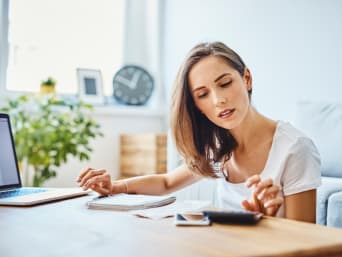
(188, 55), (252, 130)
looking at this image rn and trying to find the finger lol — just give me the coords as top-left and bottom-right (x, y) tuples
(83, 172), (110, 189)
(254, 178), (273, 195)
(77, 167), (93, 182)
(257, 185), (280, 200)
(241, 200), (254, 212)
(83, 175), (112, 195)
(264, 198), (283, 216)
(89, 184), (110, 195)
(79, 169), (106, 187)
(252, 192), (264, 213)
(245, 175), (261, 188)
(264, 198), (283, 209)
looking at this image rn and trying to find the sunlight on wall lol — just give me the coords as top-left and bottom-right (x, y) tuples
(6, 0), (124, 95)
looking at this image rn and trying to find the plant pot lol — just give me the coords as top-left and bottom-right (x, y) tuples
(40, 85), (55, 95)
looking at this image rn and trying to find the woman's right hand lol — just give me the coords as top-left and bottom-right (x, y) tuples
(242, 175), (283, 216)
(77, 168), (123, 196)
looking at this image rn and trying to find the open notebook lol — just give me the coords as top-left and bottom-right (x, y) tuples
(87, 194), (176, 211)
(0, 113), (89, 206)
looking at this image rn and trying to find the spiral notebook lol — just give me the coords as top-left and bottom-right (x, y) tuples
(87, 193), (176, 211)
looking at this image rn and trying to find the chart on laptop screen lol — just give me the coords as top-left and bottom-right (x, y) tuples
(0, 117), (20, 187)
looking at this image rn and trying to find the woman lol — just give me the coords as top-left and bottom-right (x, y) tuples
(77, 42), (321, 222)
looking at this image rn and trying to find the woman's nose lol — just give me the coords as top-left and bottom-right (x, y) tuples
(213, 92), (227, 106)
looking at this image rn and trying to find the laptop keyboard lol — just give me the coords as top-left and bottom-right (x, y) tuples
(0, 188), (48, 199)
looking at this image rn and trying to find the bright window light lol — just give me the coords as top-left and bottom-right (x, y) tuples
(6, 0), (124, 95)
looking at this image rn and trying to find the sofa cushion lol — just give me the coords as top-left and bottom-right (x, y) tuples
(296, 102), (342, 177)
(327, 191), (342, 227)
(317, 176), (342, 225)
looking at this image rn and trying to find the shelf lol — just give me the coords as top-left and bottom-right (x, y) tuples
(92, 105), (165, 117)
(0, 92), (166, 118)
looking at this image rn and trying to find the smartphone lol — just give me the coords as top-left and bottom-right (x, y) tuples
(174, 212), (211, 226)
(203, 210), (263, 225)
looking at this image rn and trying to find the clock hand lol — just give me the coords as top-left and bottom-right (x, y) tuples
(130, 70), (142, 89)
(115, 75), (132, 88)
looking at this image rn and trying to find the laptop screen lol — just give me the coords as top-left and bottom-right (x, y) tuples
(0, 115), (21, 189)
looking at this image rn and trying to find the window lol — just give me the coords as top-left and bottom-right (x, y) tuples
(4, 0), (124, 95)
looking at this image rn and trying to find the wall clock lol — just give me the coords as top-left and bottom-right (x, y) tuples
(113, 65), (154, 105)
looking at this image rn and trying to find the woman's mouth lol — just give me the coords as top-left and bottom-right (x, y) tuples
(218, 109), (235, 119)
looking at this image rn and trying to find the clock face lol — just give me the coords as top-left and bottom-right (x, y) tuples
(113, 65), (154, 105)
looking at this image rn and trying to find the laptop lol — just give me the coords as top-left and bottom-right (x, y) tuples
(0, 113), (89, 206)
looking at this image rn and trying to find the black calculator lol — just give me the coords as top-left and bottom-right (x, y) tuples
(203, 210), (263, 225)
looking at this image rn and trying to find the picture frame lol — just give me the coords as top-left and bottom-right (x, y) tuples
(77, 68), (104, 105)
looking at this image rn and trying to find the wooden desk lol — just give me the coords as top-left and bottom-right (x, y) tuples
(1, 195), (342, 257)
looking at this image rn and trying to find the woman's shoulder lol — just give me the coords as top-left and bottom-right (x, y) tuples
(276, 120), (308, 140)
(275, 121), (318, 154)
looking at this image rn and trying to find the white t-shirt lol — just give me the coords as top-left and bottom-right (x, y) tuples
(217, 121), (321, 217)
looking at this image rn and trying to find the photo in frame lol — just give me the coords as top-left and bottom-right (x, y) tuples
(77, 68), (104, 105)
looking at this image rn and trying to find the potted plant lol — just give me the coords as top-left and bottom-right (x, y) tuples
(40, 77), (56, 94)
(0, 94), (103, 186)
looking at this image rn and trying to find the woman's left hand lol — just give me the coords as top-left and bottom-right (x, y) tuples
(241, 175), (283, 216)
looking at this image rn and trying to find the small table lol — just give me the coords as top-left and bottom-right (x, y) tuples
(1, 195), (342, 257)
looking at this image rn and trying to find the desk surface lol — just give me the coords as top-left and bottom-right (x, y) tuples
(1, 195), (342, 257)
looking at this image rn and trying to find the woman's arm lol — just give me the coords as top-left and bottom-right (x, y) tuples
(77, 164), (201, 196)
(122, 164), (201, 195)
(284, 189), (316, 223)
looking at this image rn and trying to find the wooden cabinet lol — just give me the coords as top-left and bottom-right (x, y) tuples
(119, 133), (167, 178)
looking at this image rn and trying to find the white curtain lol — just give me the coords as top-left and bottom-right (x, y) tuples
(122, 0), (164, 109)
(0, 0), (9, 93)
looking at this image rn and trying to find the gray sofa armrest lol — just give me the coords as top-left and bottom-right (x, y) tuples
(327, 191), (342, 227)
(317, 177), (342, 225)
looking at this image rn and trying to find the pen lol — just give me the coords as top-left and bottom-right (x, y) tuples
(93, 194), (109, 200)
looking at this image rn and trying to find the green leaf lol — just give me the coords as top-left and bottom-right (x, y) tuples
(3, 94), (103, 186)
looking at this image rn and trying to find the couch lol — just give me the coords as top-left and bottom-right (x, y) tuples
(296, 102), (342, 227)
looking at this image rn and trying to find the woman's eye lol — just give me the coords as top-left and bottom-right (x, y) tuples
(197, 92), (208, 98)
(220, 81), (232, 88)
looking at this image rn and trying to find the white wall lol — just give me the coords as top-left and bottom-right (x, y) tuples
(162, 0), (342, 123)
(162, 0), (342, 203)
(19, 0), (342, 188)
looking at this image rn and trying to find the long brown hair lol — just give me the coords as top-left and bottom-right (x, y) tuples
(170, 42), (250, 178)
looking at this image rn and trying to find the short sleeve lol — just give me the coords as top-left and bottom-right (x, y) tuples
(281, 137), (322, 196)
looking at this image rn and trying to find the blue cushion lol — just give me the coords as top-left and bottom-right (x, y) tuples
(296, 102), (342, 177)
(317, 177), (342, 225)
(327, 191), (342, 227)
